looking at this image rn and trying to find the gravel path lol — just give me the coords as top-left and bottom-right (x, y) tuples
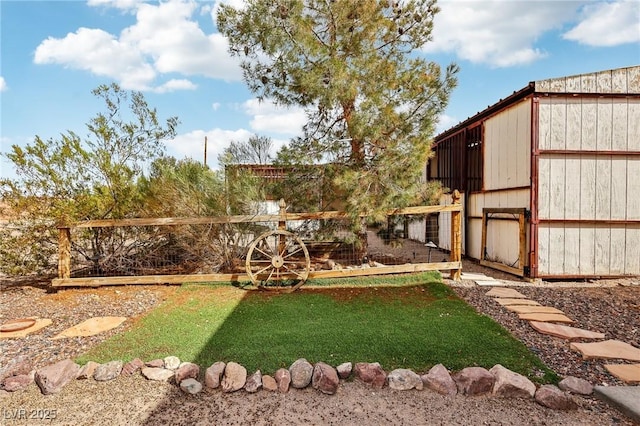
(1, 271), (639, 425)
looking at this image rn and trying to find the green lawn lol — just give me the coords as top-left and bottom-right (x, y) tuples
(76, 273), (557, 382)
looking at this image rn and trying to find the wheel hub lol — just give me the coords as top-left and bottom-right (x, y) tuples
(271, 255), (284, 268)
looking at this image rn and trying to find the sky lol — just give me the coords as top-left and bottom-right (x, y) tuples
(1, 0), (639, 179)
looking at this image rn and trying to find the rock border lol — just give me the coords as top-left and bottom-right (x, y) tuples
(0, 356), (587, 412)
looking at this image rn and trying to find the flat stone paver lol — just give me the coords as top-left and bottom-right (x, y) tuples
(604, 364), (640, 383)
(0, 319), (52, 339)
(528, 321), (605, 340)
(594, 386), (640, 422)
(475, 279), (502, 286)
(494, 298), (541, 306)
(485, 288), (527, 298)
(570, 340), (640, 362)
(504, 305), (565, 314)
(518, 313), (574, 323)
(461, 273), (489, 280)
(51, 316), (127, 339)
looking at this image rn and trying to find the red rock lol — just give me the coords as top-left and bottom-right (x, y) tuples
(77, 362), (100, 380)
(35, 359), (80, 395)
(274, 368), (291, 393)
(175, 362), (200, 383)
(336, 362), (352, 379)
(312, 362), (339, 394)
(421, 364), (457, 396)
(145, 359), (164, 368)
(558, 376), (593, 395)
(454, 367), (495, 396)
(289, 359), (313, 389)
(262, 375), (277, 392)
(205, 362), (226, 389)
(121, 358), (145, 376)
(221, 362), (246, 393)
(244, 370), (262, 393)
(354, 362), (387, 389)
(3, 374), (33, 392)
(535, 385), (579, 410)
(489, 364), (535, 398)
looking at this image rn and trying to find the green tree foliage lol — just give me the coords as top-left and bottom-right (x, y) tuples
(217, 0), (457, 223)
(0, 83), (178, 274)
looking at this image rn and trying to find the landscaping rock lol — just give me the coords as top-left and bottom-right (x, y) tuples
(421, 364), (457, 396)
(289, 358), (314, 389)
(535, 384), (579, 410)
(454, 367), (495, 396)
(558, 376), (593, 395)
(245, 370), (262, 393)
(121, 358), (145, 376)
(175, 362), (199, 383)
(3, 374), (33, 392)
(205, 362), (226, 389)
(35, 359), (80, 395)
(180, 378), (202, 395)
(262, 375), (278, 392)
(141, 367), (174, 382)
(145, 359), (164, 368)
(0, 356), (32, 381)
(336, 362), (352, 379)
(275, 368), (291, 393)
(94, 360), (123, 382)
(163, 356), (181, 370)
(222, 362), (246, 393)
(77, 361), (100, 380)
(354, 362), (387, 389)
(387, 368), (423, 391)
(312, 362), (339, 395)
(489, 364), (535, 398)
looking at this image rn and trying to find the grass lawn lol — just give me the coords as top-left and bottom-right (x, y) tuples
(76, 272), (557, 383)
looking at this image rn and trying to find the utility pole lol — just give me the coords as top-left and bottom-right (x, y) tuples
(204, 136), (208, 167)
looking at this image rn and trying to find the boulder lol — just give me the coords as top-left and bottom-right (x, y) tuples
(121, 358), (145, 376)
(221, 362), (247, 393)
(289, 358), (314, 389)
(245, 370), (263, 393)
(387, 368), (423, 391)
(35, 359), (80, 395)
(262, 375), (278, 392)
(175, 362), (200, 383)
(421, 364), (457, 396)
(180, 378), (203, 395)
(535, 385), (579, 410)
(489, 364), (535, 398)
(3, 374), (33, 392)
(0, 357), (32, 381)
(354, 362), (387, 389)
(275, 368), (291, 393)
(205, 362), (226, 389)
(454, 367), (495, 396)
(77, 362), (100, 380)
(336, 362), (352, 379)
(312, 362), (339, 395)
(163, 356), (181, 370)
(558, 376), (593, 395)
(141, 367), (174, 382)
(94, 360), (123, 382)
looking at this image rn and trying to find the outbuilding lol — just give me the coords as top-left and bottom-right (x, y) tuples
(427, 65), (640, 279)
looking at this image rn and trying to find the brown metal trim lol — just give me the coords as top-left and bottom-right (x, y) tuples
(468, 185), (530, 195)
(537, 92), (638, 99)
(539, 150), (640, 156)
(529, 96), (540, 279)
(536, 274), (632, 280)
(538, 218), (640, 225)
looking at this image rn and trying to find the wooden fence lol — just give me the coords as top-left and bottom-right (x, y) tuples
(53, 193), (462, 287)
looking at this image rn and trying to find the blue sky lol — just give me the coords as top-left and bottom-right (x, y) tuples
(1, 0), (639, 178)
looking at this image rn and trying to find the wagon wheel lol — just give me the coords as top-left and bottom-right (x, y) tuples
(245, 229), (310, 291)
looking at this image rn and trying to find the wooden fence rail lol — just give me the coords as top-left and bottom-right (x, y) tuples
(54, 196), (463, 287)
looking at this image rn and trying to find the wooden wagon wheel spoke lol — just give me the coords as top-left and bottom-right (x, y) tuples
(245, 229), (310, 291)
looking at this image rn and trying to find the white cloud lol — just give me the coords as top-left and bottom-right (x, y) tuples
(212, 102), (221, 111)
(0, 76), (7, 92)
(153, 79), (197, 93)
(423, 1), (582, 67)
(166, 128), (253, 170)
(33, 0), (241, 91)
(564, 0), (640, 46)
(242, 99), (306, 135)
(436, 114), (458, 134)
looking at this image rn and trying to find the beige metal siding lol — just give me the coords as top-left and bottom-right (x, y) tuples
(484, 99), (531, 190)
(536, 66), (640, 94)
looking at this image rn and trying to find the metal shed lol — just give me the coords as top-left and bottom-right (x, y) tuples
(427, 65), (640, 279)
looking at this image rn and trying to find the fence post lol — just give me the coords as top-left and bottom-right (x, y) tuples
(58, 227), (71, 279)
(449, 190), (462, 280)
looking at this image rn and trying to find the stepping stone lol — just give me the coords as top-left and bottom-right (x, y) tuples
(518, 313), (573, 323)
(570, 340), (640, 362)
(504, 305), (565, 314)
(604, 364), (640, 384)
(0, 319), (52, 339)
(485, 288), (527, 298)
(529, 321), (605, 341)
(51, 317), (127, 339)
(461, 273), (489, 280)
(494, 298), (541, 306)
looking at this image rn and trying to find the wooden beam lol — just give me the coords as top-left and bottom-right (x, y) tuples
(480, 259), (524, 277)
(58, 228), (71, 280)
